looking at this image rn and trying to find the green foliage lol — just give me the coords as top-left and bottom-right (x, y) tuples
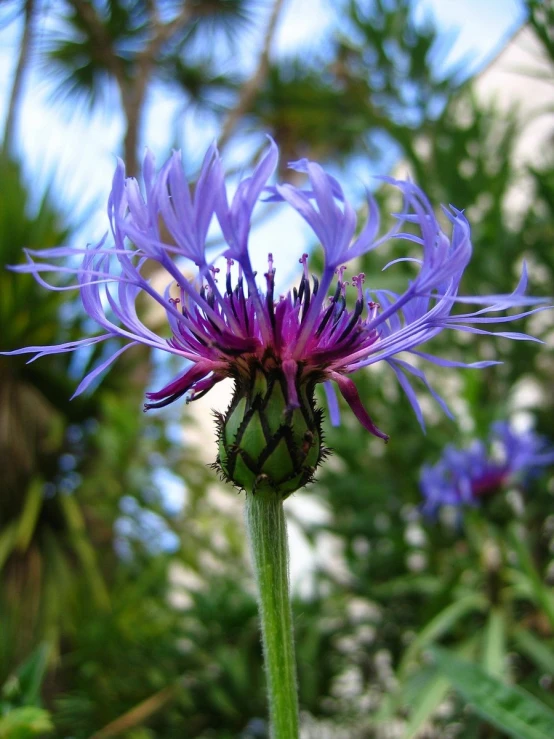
(0, 153), (169, 681)
(0, 155), (90, 672)
(525, 0), (554, 64)
(0, 645), (54, 739)
(182, 0), (255, 46)
(0, 708), (53, 739)
(344, 0), (462, 123)
(1, 643), (51, 709)
(251, 0), (463, 170)
(45, 1), (148, 108)
(43, 0), (254, 111)
(158, 58), (237, 113)
(54, 563), (263, 736)
(432, 646), (554, 739)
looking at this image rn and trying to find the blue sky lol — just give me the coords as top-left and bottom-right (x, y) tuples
(0, 0), (526, 278)
(415, 0), (524, 71)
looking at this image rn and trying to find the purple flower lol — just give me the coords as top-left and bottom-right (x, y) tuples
(420, 422), (554, 516)
(2, 138), (549, 492)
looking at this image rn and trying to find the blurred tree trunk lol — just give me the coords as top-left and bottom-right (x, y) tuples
(218, 0), (285, 150)
(122, 89), (144, 177)
(3, 0), (36, 155)
(68, 0), (195, 176)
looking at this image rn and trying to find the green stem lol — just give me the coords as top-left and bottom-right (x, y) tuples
(245, 491), (299, 738)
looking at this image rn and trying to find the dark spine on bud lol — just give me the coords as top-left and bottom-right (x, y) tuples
(213, 364), (328, 498)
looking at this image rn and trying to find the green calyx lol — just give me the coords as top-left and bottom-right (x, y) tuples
(214, 365), (327, 498)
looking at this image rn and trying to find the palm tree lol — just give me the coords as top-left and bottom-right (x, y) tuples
(43, 0), (257, 174)
(0, 155), (135, 675)
(2, 0), (36, 155)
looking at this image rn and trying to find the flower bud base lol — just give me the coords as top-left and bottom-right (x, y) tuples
(214, 364), (327, 498)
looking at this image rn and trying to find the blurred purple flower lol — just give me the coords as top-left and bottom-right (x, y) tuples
(420, 422), (554, 515)
(3, 139), (549, 441)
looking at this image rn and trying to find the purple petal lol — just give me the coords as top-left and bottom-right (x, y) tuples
(71, 341), (140, 398)
(387, 359), (426, 430)
(324, 380), (341, 426)
(391, 358), (454, 420)
(409, 350), (501, 369)
(1, 334), (112, 358)
(331, 373), (389, 441)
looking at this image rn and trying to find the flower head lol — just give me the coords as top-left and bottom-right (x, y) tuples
(3, 139), (549, 495)
(420, 422), (554, 516)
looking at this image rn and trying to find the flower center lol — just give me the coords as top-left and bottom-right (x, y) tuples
(167, 253), (380, 370)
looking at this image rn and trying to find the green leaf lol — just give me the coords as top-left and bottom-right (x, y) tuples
(57, 494), (110, 611)
(483, 608), (506, 678)
(10, 643), (51, 707)
(432, 646), (554, 739)
(0, 707), (53, 738)
(403, 668), (451, 739)
(403, 639), (477, 738)
(370, 574), (441, 598)
(508, 524), (554, 632)
(14, 480), (43, 552)
(514, 630), (554, 676)
(0, 522), (18, 570)
(398, 594), (487, 678)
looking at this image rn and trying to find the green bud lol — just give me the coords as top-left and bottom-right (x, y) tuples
(214, 364), (327, 497)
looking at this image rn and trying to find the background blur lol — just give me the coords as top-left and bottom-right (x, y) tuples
(1, 1), (553, 737)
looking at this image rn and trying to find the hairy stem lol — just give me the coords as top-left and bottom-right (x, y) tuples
(245, 491), (299, 738)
